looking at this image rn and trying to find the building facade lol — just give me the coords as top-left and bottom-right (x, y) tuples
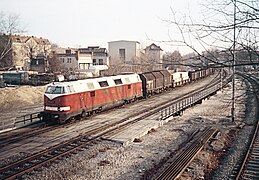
(10, 35), (51, 70)
(108, 40), (141, 65)
(144, 43), (163, 64)
(52, 46), (108, 75)
(77, 46), (109, 71)
(57, 49), (78, 71)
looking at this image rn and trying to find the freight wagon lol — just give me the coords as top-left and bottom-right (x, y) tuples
(2, 71), (29, 85)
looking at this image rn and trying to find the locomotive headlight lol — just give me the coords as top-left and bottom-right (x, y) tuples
(60, 106), (71, 111)
(45, 106), (70, 111)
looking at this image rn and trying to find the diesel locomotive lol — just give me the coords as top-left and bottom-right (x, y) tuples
(41, 69), (214, 123)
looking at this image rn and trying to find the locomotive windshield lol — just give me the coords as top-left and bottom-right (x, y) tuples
(45, 86), (65, 94)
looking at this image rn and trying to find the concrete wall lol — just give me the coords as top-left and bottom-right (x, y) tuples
(59, 56), (78, 71)
(108, 40), (141, 65)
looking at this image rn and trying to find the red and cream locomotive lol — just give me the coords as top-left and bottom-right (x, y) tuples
(41, 73), (142, 123)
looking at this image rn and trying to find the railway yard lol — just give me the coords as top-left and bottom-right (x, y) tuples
(0, 71), (258, 179)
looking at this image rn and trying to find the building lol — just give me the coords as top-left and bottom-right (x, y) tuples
(108, 40), (141, 65)
(2, 35), (51, 70)
(77, 46), (109, 70)
(144, 43), (163, 66)
(30, 54), (48, 72)
(77, 46), (109, 71)
(56, 48), (78, 72)
(51, 46), (108, 76)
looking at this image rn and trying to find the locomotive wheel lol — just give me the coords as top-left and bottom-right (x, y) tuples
(81, 111), (87, 118)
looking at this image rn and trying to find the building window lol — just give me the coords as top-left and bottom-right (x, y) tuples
(93, 59), (97, 65)
(79, 63), (90, 69)
(119, 49), (125, 61)
(67, 58), (72, 63)
(99, 59), (104, 65)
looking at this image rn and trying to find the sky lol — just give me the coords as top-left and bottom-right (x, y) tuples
(0, 0), (206, 54)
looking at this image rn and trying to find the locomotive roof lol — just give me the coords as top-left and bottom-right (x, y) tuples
(47, 73), (141, 93)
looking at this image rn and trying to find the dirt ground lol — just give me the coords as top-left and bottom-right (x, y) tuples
(0, 85), (46, 113)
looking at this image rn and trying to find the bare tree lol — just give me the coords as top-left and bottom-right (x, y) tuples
(163, 50), (185, 71)
(0, 12), (24, 68)
(165, 0), (259, 121)
(48, 51), (63, 73)
(165, 0), (259, 68)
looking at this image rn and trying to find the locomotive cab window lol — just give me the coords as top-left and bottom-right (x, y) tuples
(66, 85), (75, 93)
(45, 86), (64, 94)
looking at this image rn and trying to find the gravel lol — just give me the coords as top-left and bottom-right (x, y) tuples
(2, 75), (255, 180)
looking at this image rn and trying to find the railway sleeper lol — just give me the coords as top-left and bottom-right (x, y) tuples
(242, 174), (259, 179)
(243, 169), (259, 175)
(247, 163), (259, 168)
(246, 166), (259, 172)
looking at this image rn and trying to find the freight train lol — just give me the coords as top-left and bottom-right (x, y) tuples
(40, 69), (214, 123)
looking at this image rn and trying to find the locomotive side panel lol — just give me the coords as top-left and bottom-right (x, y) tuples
(42, 73), (143, 123)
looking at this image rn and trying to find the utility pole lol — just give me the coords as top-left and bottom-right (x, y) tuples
(231, 0), (237, 122)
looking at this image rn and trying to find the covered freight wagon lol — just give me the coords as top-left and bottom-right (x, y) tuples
(151, 71), (164, 91)
(139, 72), (156, 97)
(139, 70), (173, 97)
(155, 70), (172, 89)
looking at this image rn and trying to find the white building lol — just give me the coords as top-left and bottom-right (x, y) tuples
(108, 40), (141, 65)
(78, 46), (109, 71)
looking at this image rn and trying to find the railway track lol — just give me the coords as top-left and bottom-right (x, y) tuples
(0, 71), (226, 146)
(233, 73), (259, 179)
(155, 127), (218, 180)
(236, 124), (259, 179)
(0, 70), (230, 179)
(0, 124), (57, 148)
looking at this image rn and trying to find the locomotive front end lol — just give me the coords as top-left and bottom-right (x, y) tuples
(41, 84), (71, 123)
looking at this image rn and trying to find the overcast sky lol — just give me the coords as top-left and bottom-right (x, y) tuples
(0, 0), (206, 54)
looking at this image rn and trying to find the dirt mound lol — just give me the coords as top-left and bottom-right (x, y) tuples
(0, 85), (47, 113)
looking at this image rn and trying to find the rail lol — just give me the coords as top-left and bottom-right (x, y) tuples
(0, 70), (230, 178)
(235, 73), (259, 179)
(156, 127), (218, 179)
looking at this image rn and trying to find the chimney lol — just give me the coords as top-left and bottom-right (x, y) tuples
(66, 49), (71, 55)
